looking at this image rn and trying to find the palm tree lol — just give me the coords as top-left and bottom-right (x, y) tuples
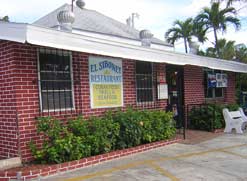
(195, 2), (241, 56)
(211, 0), (247, 7)
(217, 39), (236, 59)
(225, 0), (246, 6)
(165, 18), (194, 53)
(234, 44), (247, 98)
(0, 16), (9, 22)
(199, 38), (236, 59)
(235, 44), (247, 62)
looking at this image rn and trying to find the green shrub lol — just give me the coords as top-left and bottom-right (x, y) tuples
(113, 108), (143, 149)
(189, 103), (239, 131)
(30, 117), (91, 164)
(87, 115), (120, 155)
(141, 110), (176, 142)
(68, 114), (120, 155)
(30, 109), (176, 164)
(68, 116), (90, 137)
(226, 103), (239, 111)
(113, 108), (176, 149)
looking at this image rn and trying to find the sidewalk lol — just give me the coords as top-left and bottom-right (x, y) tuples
(42, 132), (247, 181)
(178, 129), (224, 144)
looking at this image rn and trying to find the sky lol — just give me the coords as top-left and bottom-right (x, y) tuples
(0, 0), (246, 52)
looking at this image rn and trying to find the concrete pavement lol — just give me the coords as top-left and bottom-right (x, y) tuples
(41, 133), (247, 181)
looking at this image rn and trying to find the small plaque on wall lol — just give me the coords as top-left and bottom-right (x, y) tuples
(157, 84), (168, 99)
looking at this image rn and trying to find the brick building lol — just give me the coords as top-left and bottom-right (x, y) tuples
(0, 4), (247, 162)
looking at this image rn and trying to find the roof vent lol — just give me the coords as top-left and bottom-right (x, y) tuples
(57, 10), (75, 32)
(57, 0), (85, 32)
(139, 29), (153, 47)
(189, 41), (199, 54)
(76, 0), (85, 9)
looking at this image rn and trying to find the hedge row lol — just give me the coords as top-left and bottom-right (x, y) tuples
(30, 108), (176, 164)
(189, 104), (239, 131)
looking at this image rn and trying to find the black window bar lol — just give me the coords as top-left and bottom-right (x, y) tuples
(135, 61), (161, 110)
(38, 48), (75, 116)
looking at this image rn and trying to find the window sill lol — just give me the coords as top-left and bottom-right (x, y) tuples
(205, 97), (225, 104)
(136, 101), (155, 105)
(41, 108), (75, 113)
(205, 97), (224, 100)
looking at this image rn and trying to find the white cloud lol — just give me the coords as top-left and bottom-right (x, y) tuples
(180, 0), (211, 17)
(0, 0), (71, 22)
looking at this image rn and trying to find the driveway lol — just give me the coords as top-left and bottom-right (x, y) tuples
(42, 133), (247, 181)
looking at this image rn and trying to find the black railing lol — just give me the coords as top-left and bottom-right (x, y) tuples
(172, 105), (186, 139)
(186, 104), (216, 132)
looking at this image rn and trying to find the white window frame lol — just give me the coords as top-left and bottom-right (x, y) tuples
(37, 49), (75, 112)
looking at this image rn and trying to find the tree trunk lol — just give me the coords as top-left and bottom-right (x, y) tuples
(213, 27), (219, 57)
(184, 38), (188, 53)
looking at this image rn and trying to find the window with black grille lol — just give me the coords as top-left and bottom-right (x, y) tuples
(204, 69), (224, 99)
(38, 50), (74, 111)
(136, 61), (153, 102)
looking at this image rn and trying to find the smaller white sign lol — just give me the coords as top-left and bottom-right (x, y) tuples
(157, 84), (168, 99)
(216, 73), (228, 88)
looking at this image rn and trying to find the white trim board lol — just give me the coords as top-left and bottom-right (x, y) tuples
(1, 22), (247, 73)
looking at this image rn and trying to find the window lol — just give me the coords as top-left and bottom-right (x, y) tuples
(204, 69), (224, 98)
(136, 61), (153, 102)
(38, 50), (74, 111)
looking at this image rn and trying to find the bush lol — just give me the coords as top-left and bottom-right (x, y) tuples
(30, 109), (176, 164)
(113, 108), (143, 149)
(78, 115), (120, 155)
(30, 117), (91, 164)
(113, 108), (176, 149)
(141, 110), (176, 143)
(189, 103), (239, 131)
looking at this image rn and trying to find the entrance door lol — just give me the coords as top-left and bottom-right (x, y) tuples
(166, 65), (184, 128)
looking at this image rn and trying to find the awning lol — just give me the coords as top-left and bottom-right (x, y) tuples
(1, 22), (247, 73)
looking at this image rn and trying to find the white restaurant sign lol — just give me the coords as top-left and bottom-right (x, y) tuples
(89, 56), (123, 108)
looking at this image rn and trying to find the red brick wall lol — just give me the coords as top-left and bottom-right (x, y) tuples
(184, 65), (205, 107)
(0, 41), (19, 158)
(224, 72), (236, 104)
(71, 53), (167, 117)
(12, 43), (40, 161)
(183, 65), (236, 106)
(0, 42), (167, 161)
(0, 41), (236, 161)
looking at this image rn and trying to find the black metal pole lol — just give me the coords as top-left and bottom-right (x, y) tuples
(71, 0), (75, 12)
(184, 105), (188, 139)
(212, 104), (216, 132)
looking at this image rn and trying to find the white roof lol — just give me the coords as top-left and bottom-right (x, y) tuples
(33, 4), (171, 47)
(0, 22), (247, 73)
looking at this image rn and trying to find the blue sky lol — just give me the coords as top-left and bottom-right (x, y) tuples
(0, 0), (246, 52)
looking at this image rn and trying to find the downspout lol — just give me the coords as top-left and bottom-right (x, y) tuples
(12, 43), (21, 159)
(14, 72), (21, 159)
(15, 110), (21, 159)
